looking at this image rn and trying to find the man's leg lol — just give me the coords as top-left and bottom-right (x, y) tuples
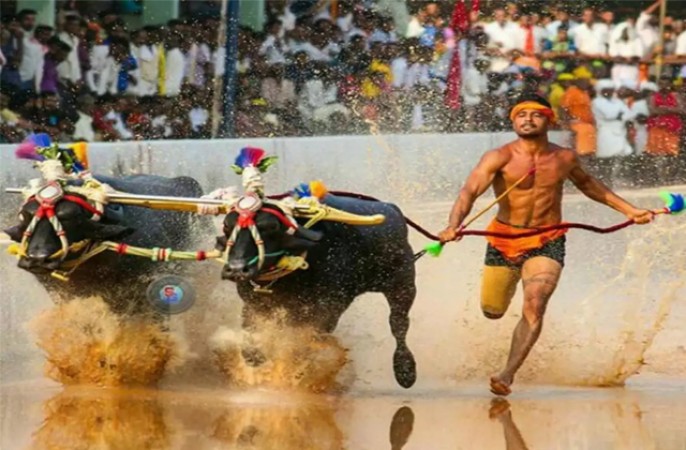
(490, 255), (563, 396)
(481, 244), (521, 319)
(481, 265), (521, 319)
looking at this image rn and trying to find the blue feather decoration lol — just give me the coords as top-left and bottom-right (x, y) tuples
(292, 182), (312, 199)
(15, 134), (50, 161)
(31, 133), (52, 148)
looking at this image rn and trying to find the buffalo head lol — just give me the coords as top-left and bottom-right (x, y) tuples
(4, 184), (132, 273)
(217, 196), (322, 281)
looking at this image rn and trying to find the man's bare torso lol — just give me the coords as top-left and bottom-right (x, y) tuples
(492, 141), (576, 227)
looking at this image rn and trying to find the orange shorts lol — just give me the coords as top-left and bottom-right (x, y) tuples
(485, 219), (569, 264)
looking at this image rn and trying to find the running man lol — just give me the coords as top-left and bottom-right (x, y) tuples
(438, 93), (653, 396)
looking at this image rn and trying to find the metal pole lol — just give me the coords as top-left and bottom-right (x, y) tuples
(656, 0), (668, 78)
(211, 0), (229, 138)
(221, 0), (240, 138)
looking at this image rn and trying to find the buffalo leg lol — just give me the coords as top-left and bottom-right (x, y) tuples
(240, 301), (268, 367)
(317, 296), (356, 334)
(384, 284), (417, 388)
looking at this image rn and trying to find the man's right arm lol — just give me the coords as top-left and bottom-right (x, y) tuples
(439, 149), (507, 242)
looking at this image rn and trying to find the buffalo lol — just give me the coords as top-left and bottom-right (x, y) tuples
(217, 192), (418, 388)
(4, 174), (208, 316)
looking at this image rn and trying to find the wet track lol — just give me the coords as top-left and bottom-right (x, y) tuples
(1, 186), (685, 449)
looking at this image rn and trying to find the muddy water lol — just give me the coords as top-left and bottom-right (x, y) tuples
(1, 187), (686, 449)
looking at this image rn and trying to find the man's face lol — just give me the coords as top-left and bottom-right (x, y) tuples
(600, 11), (614, 24)
(35, 28), (53, 44)
(425, 3), (438, 17)
(43, 95), (59, 110)
(20, 13), (36, 32)
(133, 30), (147, 46)
(557, 11), (570, 22)
(494, 9), (506, 24)
(658, 78), (672, 92)
(65, 19), (80, 35)
(513, 108), (549, 137)
(558, 29), (568, 41)
(582, 9), (594, 25)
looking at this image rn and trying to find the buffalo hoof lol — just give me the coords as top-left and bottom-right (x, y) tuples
(393, 345), (416, 388)
(241, 347), (267, 367)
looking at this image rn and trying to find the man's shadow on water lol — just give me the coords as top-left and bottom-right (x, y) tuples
(489, 398), (530, 450)
(390, 405), (415, 450)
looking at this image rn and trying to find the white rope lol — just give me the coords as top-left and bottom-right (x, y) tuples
(38, 160), (69, 182)
(197, 186), (239, 215)
(242, 166), (264, 195)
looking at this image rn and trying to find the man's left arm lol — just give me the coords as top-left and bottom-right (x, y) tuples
(567, 152), (653, 224)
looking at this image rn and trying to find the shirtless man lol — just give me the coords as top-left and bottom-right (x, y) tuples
(438, 94), (653, 396)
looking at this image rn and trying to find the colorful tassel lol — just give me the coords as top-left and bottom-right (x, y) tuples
(292, 182), (311, 199)
(68, 142), (89, 170)
(309, 180), (328, 199)
(231, 147), (278, 175)
(424, 242), (444, 257)
(660, 192), (685, 214)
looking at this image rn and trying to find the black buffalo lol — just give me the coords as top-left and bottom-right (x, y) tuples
(4, 174), (207, 315)
(218, 194), (417, 388)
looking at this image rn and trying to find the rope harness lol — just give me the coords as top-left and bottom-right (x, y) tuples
(18, 182), (103, 265)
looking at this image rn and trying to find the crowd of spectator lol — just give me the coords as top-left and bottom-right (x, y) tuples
(0, 0), (684, 164)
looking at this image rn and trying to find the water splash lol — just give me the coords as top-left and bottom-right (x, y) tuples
(210, 309), (349, 393)
(28, 296), (186, 387)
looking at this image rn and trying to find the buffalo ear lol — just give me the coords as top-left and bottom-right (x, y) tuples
(84, 223), (135, 241)
(294, 226), (323, 242)
(3, 225), (24, 242)
(215, 235), (227, 252)
(282, 235), (319, 251)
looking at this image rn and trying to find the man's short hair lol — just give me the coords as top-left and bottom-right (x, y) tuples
(18, 9), (38, 19)
(35, 25), (54, 34)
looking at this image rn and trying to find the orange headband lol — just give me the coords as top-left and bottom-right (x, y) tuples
(510, 101), (556, 124)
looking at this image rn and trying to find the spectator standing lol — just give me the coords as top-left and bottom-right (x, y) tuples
(646, 75), (683, 156)
(636, 0), (662, 59)
(574, 9), (608, 63)
(546, 7), (578, 39)
(560, 74), (596, 155)
(609, 24), (643, 87)
(592, 79), (634, 158)
(483, 8), (517, 72)
(629, 81), (658, 154)
(57, 15), (83, 87)
(39, 37), (71, 94)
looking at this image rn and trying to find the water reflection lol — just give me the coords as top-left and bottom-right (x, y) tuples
(389, 406), (415, 450)
(489, 398), (529, 450)
(11, 384), (686, 450)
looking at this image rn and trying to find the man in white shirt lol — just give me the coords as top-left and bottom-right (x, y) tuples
(636, 0), (662, 58)
(20, 25), (52, 91)
(484, 8), (518, 72)
(130, 28), (157, 96)
(592, 79), (633, 159)
(73, 94), (96, 142)
(511, 14), (547, 55)
(574, 8), (607, 59)
(57, 15), (82, 85)
(17, 9), (40, 89)
(595, 9), (616, 54)
(546, 8), (579, 38)
(609, 25), (643, 87)
(675, 29), (686, 77)
(260, 19), (288, 65)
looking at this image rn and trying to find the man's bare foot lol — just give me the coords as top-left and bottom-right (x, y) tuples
(490, 374), (513, 396)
